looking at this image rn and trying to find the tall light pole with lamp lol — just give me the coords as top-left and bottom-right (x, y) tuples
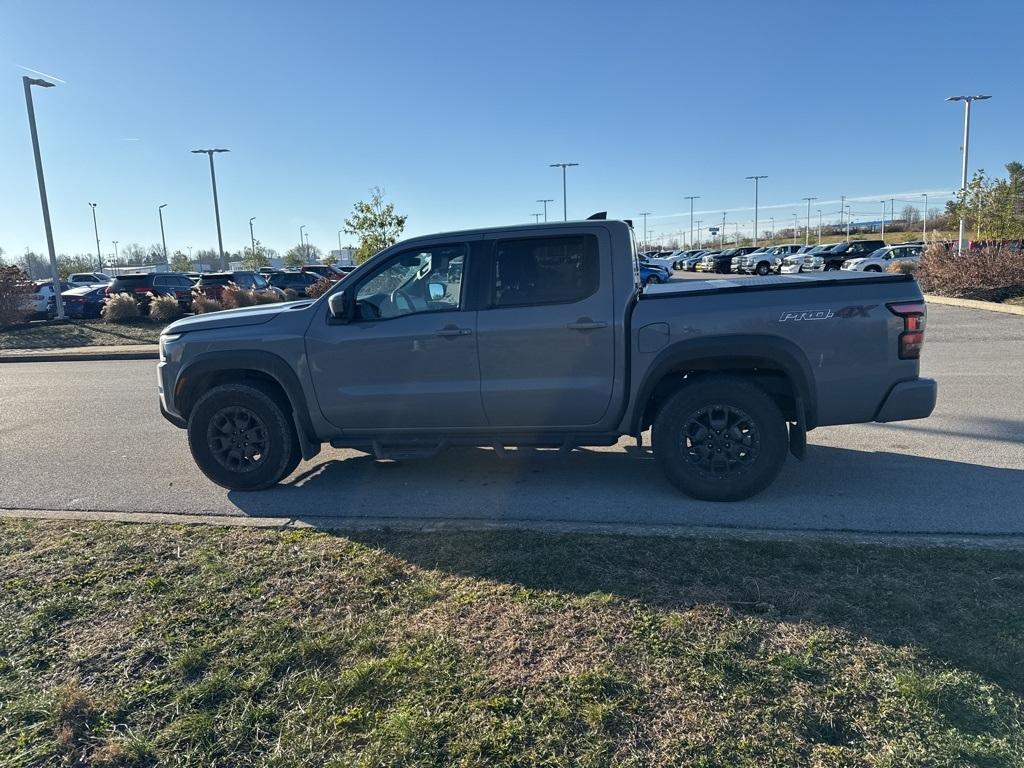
(89, 202), (103, 273)
(802, 197), (817, 246)
(684, 195), (700, 250)
(158, 204), (169, 264)
(745, 176), (767, 246)
(22, 75), (64, 318)
(191, 148), (230, 269)
(249, 217), (257, 260)
(639, 212), (651, 250)
(112, 240), (119, 275)
(537, 198), (553, 222)
(548, 163), (579, 221)
(921, 193), (928, 242)
(946, 95), (990, 253)
(299, 225), (307, 262)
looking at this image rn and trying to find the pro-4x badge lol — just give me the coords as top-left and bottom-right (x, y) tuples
(779, 309), (834, 322)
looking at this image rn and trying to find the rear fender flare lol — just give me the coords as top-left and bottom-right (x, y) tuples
(629, 334), (817, 434)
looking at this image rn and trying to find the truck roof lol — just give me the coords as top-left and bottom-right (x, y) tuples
(394, 219), (630, 247)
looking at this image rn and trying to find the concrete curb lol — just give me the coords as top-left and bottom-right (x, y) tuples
(3, 507), (1024, 550)
(924, 294), (1024, 316)
(0, 344), (158, 363)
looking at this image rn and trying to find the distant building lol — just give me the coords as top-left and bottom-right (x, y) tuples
(329, 247), (357, 266)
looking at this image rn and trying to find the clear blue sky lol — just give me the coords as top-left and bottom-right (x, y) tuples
(2, 0), (1021, 259)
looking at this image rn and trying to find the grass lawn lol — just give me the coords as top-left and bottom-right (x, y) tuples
(0, 319), (166, 350)
(1, 521), (1022, 767)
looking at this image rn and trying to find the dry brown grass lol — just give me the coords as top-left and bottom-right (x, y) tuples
(917, 243), (1024, 300)
(305, 277), (333, 298)
(146, 294), (182, 323)
(220, 283), (254, 309)
(190, 293), (222, 314)
(100, 292), (140, 323)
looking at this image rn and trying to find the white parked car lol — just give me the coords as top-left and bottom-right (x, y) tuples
(841, 245), (923, 272)
(779, 245), (834, 274)
(67, 272), (112, 287)
(642, 251), (683, 271)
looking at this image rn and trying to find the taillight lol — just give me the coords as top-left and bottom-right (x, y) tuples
(888, 302), (926, 359)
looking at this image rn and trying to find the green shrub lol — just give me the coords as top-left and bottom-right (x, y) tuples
(148, 294), (182, 323)
(0, 265), (34, 327)
(101, 292), (140, 323)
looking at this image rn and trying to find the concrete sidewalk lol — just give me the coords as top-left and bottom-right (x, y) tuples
(0, 344), (158, 363)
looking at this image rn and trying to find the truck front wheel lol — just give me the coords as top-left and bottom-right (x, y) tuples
(652, 376), (788, 501)
(187, 383), (299, 491)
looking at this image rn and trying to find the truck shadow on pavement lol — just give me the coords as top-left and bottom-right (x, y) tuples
(226, 443), (1024, 536)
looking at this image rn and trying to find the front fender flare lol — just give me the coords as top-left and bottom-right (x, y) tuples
(176, 350), (321, 460)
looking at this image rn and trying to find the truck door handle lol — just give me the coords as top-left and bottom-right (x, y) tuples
(567, 319), (608, 331)
(435, 326), (472, 337)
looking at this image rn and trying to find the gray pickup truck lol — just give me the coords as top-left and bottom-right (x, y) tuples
(158, 219), (936, 501)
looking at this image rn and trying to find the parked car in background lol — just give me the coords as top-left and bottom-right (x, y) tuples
(670, 250), (703, 269)
(679, 250), (710, 271)
(61, 285), (108, 318)
(842, 244), (923, 272)
(268, 271), (321, 293)
(67, 272), (111, 287)
(821, 240), (886, 271)
(639, 263), (671, 285)
(702, 246), (758, 274)
(195, 271), (283, 302)
(26, 280), (70, 318)
(779, 244), (835, 274)
(733, 246), (802, 275)
(642, 251), (682, 271)
(300, 264), (347, 281)
(106, 272), (194, 311)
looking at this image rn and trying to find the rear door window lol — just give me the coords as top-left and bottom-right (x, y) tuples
(490, 235), (599, 308)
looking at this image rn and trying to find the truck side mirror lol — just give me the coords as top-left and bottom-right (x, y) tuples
(327, 289), (353, 323)
(427, 282), (447, 301)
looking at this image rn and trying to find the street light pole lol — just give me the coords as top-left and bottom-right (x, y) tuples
(879, 200), (886, 239)
(840, 195), (846, 235)
(921, 193), (928, 242)
(158, 204), (168, 265)
(112, 240), (118, 275)
(720, 213), (726, 249)
(299, 225), (307, 262)
(537, 198), (553, 223)
(639, 212), (651, 249)
(946, 95), (990, 253)
(745, 176), (767, 246)
(549, 163), (579, 221)
(802, 197), (816, 246)
(532, 213), (542, 223)
(89, 203), (103, 273)
(191, 148), (230, 269)
(22, 76), (63, 319)
(249, 217), (257, 259)
(684, 195), (700, 250)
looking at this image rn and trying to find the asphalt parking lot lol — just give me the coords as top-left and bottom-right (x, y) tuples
(1, 303), (1022, 535)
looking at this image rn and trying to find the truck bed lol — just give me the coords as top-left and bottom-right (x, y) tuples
(641, 271), (914, 299)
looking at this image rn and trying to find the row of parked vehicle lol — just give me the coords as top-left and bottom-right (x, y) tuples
(641, 240), (925, 276)
(23, 263), (355, 319)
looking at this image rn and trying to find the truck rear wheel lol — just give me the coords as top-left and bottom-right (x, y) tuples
(652, 376), (788, 501)
(187, 383), (298, 491)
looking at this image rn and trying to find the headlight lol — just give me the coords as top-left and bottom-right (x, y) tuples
(159, 333), (183, 362)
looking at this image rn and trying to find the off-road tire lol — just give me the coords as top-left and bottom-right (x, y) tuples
(652, 375), (788, 501)
(187, 383), (298, 491)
